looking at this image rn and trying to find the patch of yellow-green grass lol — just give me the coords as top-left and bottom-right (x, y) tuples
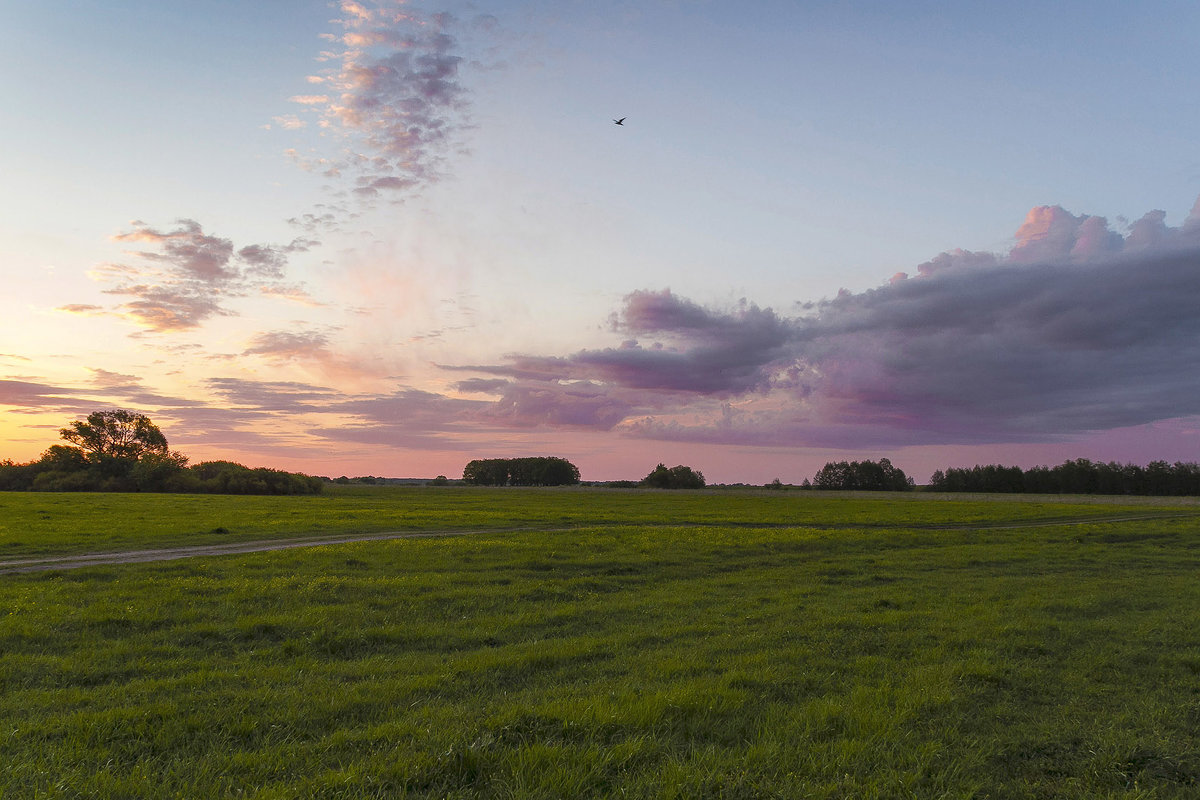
(1, 484), (1195, 557)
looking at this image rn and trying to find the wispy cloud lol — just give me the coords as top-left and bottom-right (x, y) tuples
(0, 379), (80, 411)
(448, 198), (1200, 448)
(79, 220), (317, 333)
(291, 0), (476, 203)
(206, 377), (342, 412)
(243, 329), (334, 363)
(324, 388), (487, 449)
(85, 369), (197, 408)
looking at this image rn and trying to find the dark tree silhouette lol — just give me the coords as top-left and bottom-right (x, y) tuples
(462, 457), (581, 486)
(640, 463), (706, 489)
(60, 409), (170, 462)
(812, 458), (912, 491)
(928, 459), (1200, 496)
(0, 409), (322, 494)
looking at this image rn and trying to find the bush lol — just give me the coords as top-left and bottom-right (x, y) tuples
(188, 461), (323, 495)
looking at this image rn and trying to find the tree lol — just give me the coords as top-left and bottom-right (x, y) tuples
(60, 409), (170, 462)
(462, 457), (581, 486)
(640, 463), (706, 489)
(812, 458), (912, 491)
(462, 458), (511, 486)
(1, 410), (322, 494)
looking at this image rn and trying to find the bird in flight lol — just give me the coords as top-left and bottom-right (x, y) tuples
(613, 117), (626, 125)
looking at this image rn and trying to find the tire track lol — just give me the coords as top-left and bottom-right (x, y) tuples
(2, 510), (1196, 575)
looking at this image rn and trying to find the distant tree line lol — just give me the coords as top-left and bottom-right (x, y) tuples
(461, 457), (581, 486)
(929, 459), (1200, 496)
(812, 458), (913, 491)
(0, 410), (322, 494)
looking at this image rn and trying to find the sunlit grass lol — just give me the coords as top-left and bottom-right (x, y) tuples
(0, 484), (1192, 557)
(3, 494), (1200, 797)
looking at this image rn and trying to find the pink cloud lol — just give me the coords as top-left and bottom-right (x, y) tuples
(287, 0), (477, 211)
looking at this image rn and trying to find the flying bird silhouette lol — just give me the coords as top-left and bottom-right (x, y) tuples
(613, 117), (626, 125)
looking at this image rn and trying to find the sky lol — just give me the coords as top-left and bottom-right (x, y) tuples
(3, 0), (1200, 484)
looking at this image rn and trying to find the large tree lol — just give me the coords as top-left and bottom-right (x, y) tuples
(59, 409), (170, 462)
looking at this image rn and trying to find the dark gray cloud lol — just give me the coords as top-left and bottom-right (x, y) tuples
(455, 290), (795, 396)
(447, 199), (1200, 447)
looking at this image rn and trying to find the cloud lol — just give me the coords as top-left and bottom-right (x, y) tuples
(291, 0), (474, 202)
(112, 219), (238, 282)
(0, 379), (79, 410)
(85, 220), (317, 333)
(243, 329), (335, 364)
(483, 382), (634, 430)
(454, 377), (511, 394)
(271, 114), (308, 130)
(56, 304), (105, 316)
(446, 198), (1200, 448)
(582, 290), (795, 394)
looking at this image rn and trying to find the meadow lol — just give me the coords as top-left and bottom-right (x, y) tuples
(2, 487), (1199, 798)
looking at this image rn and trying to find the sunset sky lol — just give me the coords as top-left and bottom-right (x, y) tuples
(4, 0), (1200, 483)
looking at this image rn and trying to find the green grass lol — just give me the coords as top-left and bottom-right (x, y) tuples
(1, 484), (1194, 557)
(2, 490), (1200, 797)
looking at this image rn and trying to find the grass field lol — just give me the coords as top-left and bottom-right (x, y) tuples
(2, 485), (1195, 557)
(2, 488), (1199, 798)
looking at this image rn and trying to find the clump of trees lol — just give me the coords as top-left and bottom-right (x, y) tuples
(812, 458), (913, 491)
(461, 457), (581, 486)
(640, 463), (706, 489)
(929, 459), (1200, 496)
(0, 410), (322, 494)
(180, 461), (324, 495)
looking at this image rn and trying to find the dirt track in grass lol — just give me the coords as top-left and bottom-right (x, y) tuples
(0, 528), (524, 575)
(3, 509), (1197, 575)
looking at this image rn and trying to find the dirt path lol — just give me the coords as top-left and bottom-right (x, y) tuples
(2, 510), (1196, 575)
(0, 528), (527, 575)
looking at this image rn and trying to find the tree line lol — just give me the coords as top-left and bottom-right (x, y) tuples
(0, 410), (322, 494)
(929, 459), (1200, 496)
(461, 459), (709, 489)
(811, 458), (913, 491)
(462, 457), (581, 486)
